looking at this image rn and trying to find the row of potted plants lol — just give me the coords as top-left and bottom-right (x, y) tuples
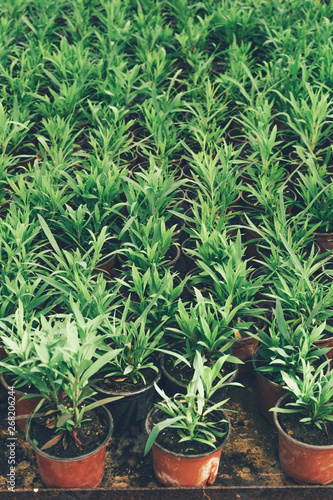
(1, 294), (333, 487)
(1, 0), (333, 492)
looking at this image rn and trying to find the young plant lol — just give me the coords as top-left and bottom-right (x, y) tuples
(168, 290), (247, 366)
(271, 358), (333, 430)
(119, 264), (184, 328)
(253, 300), (330, 384)
(297, 171), (333, 233)
(118, 216), (178, 273)
(144, 350), (242, 456)
(0, 302), (122, 448)
(101, 293), (170, 385)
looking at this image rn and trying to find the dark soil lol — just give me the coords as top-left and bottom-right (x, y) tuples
(278, 398), (333, 446)
(95, 367), (158, 394)
(28, 406), (109, 459)
(152, 407), (229, 455)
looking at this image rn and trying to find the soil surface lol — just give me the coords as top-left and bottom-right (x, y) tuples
(95, 368), (158, 394)
(278, 398), (333, 446)
(0, 371), (304, 490)
(29, 407), (109, 459)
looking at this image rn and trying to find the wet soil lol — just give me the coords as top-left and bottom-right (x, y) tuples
(0, 371), (301, 490)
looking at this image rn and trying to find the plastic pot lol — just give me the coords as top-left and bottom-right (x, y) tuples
(231, 336), (260, 379)
(253, 351), (330, 424)
(273, 394), (333, 484)
(313, 334), (333, 360)
(231, 315), (268, 379)
(26, 401), (113, 488)
(92, 253), (117, 276)
(252, 350), (286, 424)
(181, 237), (198, 269)
(145, 404), (231, 487)
(0, 374), (42, 432)
(314, 231), (333, 253)
(93, 368), (162, 435)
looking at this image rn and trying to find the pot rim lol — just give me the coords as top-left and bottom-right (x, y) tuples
(252, 348), (284, 389)
(253, 349), (330, 387)
(273, 394), (333, 451)
(26, 398), (114, 462)
(93, 366), (162, 397)
(145, 402), (231, 459)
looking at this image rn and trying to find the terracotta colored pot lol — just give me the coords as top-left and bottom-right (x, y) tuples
(145, 404), (231, 487)
(254, 351), (330, 424)
(0, 374), (42, 432)
(231, 336), (260, 379)
(26, 402), (113, 488)
(313, 335), (333, 360)
(252, 350), (286, 424)
(273, 395), (333, 484)
(93, 368), (161, 435)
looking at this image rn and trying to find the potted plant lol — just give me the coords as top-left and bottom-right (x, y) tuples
(296, 171), (333, 252)
(0, 304), (44, 432)
(144, 351), (241, 487)
(0, 303), (123, 488)
(118, 264), (184, 329)
(162, 290), (243, 394)
(92, 280), (176, 434)
(252, 300), (330, 423)
(117, 216), (180, 273)
(272, 358), (333, 484)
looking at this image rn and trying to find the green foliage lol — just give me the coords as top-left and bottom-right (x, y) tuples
(144, 351), (242, 456)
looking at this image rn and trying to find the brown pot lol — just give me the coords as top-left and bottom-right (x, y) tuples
(252, 350), (286, 424)
(314, 231), (333, 253)
(145, 404), (231, 487)
(92, 253), (117, 276)
(0, 374), (42, 432)
(26, 401), (113, 488)
(231, 336), (260, 379)
(313, 335), (333, 360)
(273, 395), (333, 484)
